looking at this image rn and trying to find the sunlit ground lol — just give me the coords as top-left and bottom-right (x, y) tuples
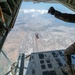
(2, 2), (75, 74)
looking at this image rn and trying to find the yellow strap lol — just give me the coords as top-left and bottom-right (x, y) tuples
(0, 7), (5, 23)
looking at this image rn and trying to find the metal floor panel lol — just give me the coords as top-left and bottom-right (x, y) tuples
(26, 50), (75, 75)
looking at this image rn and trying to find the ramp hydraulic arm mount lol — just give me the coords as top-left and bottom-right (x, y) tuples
(56, 0), (75, 12)
(64, 42), (75, 75)
(0, 0), (22, 52)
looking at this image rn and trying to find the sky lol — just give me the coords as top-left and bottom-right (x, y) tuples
(21, 2), (74, 13)
(21, 2), (74, 12)
(15, 2), (75, 32)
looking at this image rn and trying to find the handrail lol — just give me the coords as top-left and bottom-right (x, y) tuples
(19, 53), (25, 75)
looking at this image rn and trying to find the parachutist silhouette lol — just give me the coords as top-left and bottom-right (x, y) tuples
(35, 33), (39, 39)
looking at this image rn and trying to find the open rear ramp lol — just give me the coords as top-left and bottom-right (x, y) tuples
(26, 50), (75, 75)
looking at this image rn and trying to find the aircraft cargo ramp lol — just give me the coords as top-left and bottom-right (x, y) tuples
(8, 50), (74, 75)
(26, 50), (75, 75)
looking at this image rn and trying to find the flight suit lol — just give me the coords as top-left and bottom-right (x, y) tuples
(48, 7), (75, 23)
(54, 10), (75, 23)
